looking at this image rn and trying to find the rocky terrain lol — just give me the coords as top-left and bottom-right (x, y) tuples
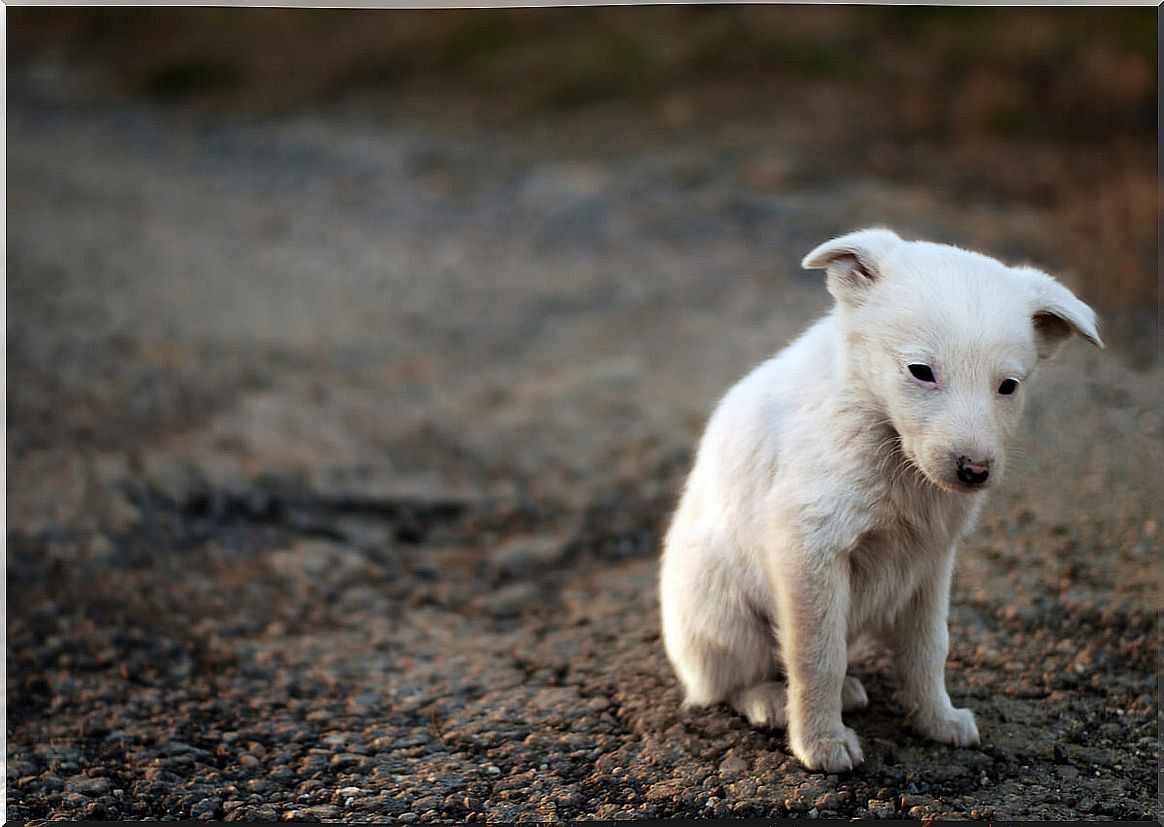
(7, 7), (1159, 822)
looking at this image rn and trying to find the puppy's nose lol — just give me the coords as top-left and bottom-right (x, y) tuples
(956, 456), (990, 486)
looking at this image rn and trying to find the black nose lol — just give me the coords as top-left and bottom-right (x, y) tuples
(956, 456), (990, 486)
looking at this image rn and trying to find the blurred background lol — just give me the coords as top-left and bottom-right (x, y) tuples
(7, 5), (1158, 487)
(7, 7), (1160, 823)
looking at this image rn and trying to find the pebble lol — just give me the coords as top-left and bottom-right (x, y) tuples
(645, 780), (684, 803)
(783, 796), (809, 812)
(412, 795), (442, 812)
(65, 775), (112, 797)
(718, 755), (747, 775)
(281, 809), (320, 823)
(8, 761), (39, 777)
(37, 773), (66, 792)
(867, 799), (895, 819)
(815, 791), (843, 810)
(191, 797), (223, 821)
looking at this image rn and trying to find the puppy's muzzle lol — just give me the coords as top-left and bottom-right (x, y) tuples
(955, 456), (990, 486)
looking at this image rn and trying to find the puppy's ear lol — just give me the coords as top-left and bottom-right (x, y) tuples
(1014, 266), (1104, 359)
(801, 227), (902, 305)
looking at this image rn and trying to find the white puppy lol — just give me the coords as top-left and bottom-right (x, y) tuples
(659, 228), (1101, 773)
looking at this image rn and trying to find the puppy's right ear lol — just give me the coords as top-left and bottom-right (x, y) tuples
(802, 227), (902, 305)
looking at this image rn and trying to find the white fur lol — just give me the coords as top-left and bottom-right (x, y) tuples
(659, 228), (1101, 772)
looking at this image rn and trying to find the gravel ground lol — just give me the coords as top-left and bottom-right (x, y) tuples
(6, 65), (1161, 823)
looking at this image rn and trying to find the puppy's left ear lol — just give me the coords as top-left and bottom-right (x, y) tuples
(1014, 266), (1104, 359)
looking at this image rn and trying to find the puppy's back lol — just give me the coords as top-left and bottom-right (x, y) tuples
(674, 312), (842, 541)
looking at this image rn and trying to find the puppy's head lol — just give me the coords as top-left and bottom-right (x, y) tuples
(802, 228), (1102, 493)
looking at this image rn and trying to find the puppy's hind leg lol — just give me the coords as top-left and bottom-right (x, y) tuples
(664, 597), (776, 715)
(842, 674), (869, 711)
(842, 634), (872, 712)
(731, 681), (787, 729)
(729, 667), (866, 730)
(671, 620), (776, 712)
(661, 534), (776, 712)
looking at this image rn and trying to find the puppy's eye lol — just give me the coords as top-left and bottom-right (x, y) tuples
(998, 378), (1019, 396)
(908, 364), (936, 383)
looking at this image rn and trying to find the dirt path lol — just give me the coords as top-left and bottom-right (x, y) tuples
(7, 82), (1160, 822)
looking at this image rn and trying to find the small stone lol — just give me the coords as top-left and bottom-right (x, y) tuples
(784, 797), (809, 813)
(815, 791), (842, 810)
(867, 799), (895, 819)
(645, 779), (684, 802)
(400, 813), (419, 823)
(484, 764), (501, 776)
(66, 775), (112, 797)
(304, 805), (339, 819)
(8, 760), (39, 777)
(718, 755), (747, 775)
(412, 795), (442, 812)
(239, 753), (261, 769)
(191, 797), (223, 821)
(38, 773), (66, 792)
(282, 810), (319, 823)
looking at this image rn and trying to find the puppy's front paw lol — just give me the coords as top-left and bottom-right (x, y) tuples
(790, 725), (864, 773)
(914, 706), (979, 747)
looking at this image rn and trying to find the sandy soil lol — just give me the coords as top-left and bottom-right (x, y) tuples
(6, 56), (1160, 823)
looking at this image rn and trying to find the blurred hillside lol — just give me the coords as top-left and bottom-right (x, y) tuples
(8, 7), (1155, 130)
(8, 6), (1157, 361)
